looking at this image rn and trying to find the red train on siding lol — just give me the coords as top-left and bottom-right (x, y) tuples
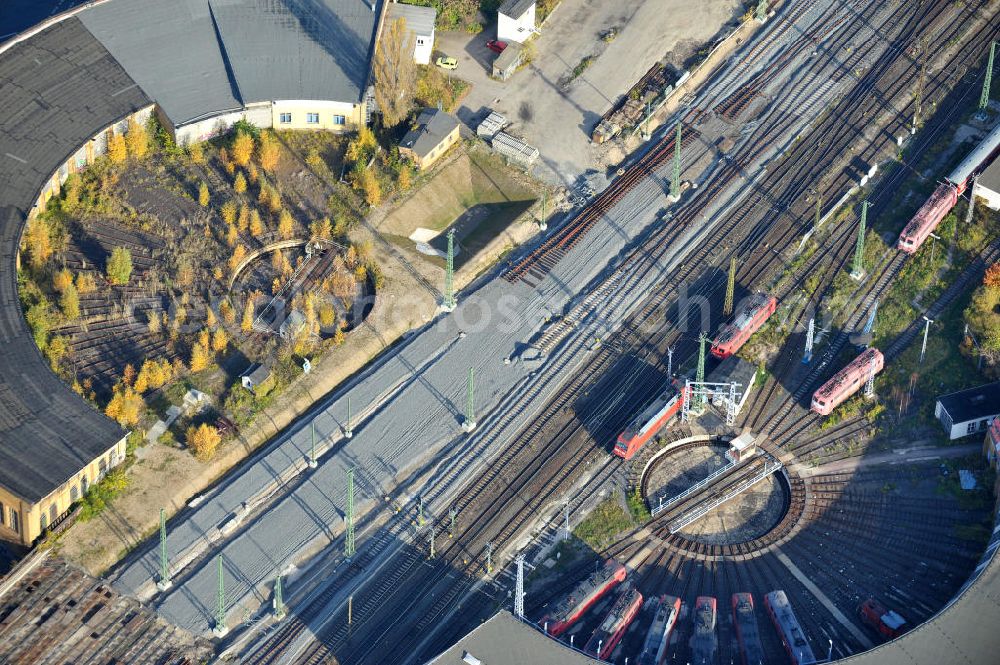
(859, 598), (908, 639)
(732, 593), (766, 665)
(764, 590), (816, 665)
(898, 120), (1000, 253)
(584, 582), (643, 660)
(614, 380), (686, 460)
(811, 348), (884, 416)
(638, 595), (681, 665)
(542, 559), (627, 636)
(710, 294), (778, 359)
(690, 596), (718, 665)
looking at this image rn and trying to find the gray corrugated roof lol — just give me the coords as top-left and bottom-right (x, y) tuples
(386, 2), (435, 36)
(937, 381), (1000, 424)
(209, 0), (383, 106)
(401, 108), (460, 158)
(78, 0), (243, 126)
(0, 17), (136, 503)
(499, 0), (534, 19)
(978, 155), (1000, 196)
(424, 611), (601, 665)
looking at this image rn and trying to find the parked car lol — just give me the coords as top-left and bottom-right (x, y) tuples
(486, 40), (508, 54)
(435, 56), (458, 70)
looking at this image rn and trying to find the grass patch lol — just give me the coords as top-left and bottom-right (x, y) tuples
(627, 486), (651, 523)
(573, 495), (634, 550)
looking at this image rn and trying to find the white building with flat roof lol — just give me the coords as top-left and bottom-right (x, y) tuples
(497, 0), (536, 44)
(387, 1), (436, 65)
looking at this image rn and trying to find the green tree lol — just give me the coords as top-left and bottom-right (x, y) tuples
(125, 116), (149, 159)
(24, 217), (52, 269)
(106, 247), (133, 285)
(60, 282), (80, 319)
(374, 17), (417, 127)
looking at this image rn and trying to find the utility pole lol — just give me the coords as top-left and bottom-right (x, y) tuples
(462, 367), (477, 432)
(449, 506), (457, 537)
(273, 573), (286, 620)
(920, 316), (934, 364)
(213, 555), (228, 637)
(696, 332), (708, 407)
(428, 522), (435, 559)
(343, 395), (353, 438)
(851, 200), (869, 280)
(443, 229), (457, 312)
(666, 346), (674, 377)
(724, 256), (737, 316)
(345, 468), (356, 558)
(965, 175), (979, 224)
(539, 191), (548, 231)
(308, 421), (318, 469)
(418, 494), (425, 527)
(348, 595), (353, 626)
(485, 542), (493, 574)
(514, 555), (526, 619)
(562, 502), (571, 540)
(803, 317), (815, 364)
(669, 121), (682, 201)
(157, 508), (171, 592)
(980, 41), (996, 112)
(756, 0), (768, 22)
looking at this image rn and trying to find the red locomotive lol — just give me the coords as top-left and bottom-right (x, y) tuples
(859, 598), (908, 639)
(690, 596), (718, 665)
(638, 595), (681, 665)
(583, 582), (643, 660)
(711, 293), (777, 359)
(732, 593), (766, 665)
(614, 380), (686, 460)
(811, 348), (883, 416)
(898, 121), (1000, 253)
(542, 559), (627, 636)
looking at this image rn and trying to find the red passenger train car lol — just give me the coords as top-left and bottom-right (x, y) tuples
(811, 348), (884, 416)
(764, 590), (816, 665)
(711, 293), (777, 359)
(898, 120), (1000, 253)
(614, 380), (686, 460)
(584, 582), (643, 660)
(542, 559), (627, 636)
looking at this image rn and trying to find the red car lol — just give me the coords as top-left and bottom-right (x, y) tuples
(486, 40), (508, 54)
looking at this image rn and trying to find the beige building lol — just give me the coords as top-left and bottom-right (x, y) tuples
(0, 437), (128, 547)
(400, 108), (462, 170)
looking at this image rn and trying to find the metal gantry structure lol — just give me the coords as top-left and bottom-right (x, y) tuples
(345, 468), (356, 558)
(682, 380), (742, 425)
(851, 200), (869, 279)
(980, 41), (996, 111)
(756, 0), (768, 22)
(514, 555), (527, 620)
(696, 332), (708, 406)
(920, 316), (934, 364)
(443, 229), (457, 311)
(273, 573), (286, 620)
(214, 555), (228, 637)
(724, 256), (737, 316)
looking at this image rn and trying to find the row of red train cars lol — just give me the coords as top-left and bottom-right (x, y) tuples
(540, 561), (907, 664)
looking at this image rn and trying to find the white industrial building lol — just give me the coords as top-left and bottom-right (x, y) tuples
(935, 382), (1000, 440)
(974, 157), (1000, 210)
(497, 0), (536, 44)
(387, 1), (436, 65)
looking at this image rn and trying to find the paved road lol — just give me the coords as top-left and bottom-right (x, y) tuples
(798, 443), (983, 477)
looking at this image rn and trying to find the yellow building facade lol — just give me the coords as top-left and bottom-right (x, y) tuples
(0, 436), (127, 546)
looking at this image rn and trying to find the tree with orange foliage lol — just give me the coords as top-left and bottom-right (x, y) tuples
(985, 262), (1000, 288)
(257, 132), (280, 172)
(186, 423), (221, 461)
(232, 130), (254, 167)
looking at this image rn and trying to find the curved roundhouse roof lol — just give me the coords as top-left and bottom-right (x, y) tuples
(0, 17), (144, 502)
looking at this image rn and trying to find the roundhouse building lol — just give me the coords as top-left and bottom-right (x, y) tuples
(0, 0), (385, 546)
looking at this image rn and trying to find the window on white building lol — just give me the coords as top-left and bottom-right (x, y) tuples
(417, 37), (425, 45)
(280, 113), (292, 124)
(333, 115), (346, 125)
(10, 509), (19, 534)
(968, 422), (978, 434)
(306, 113), (320, 124)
